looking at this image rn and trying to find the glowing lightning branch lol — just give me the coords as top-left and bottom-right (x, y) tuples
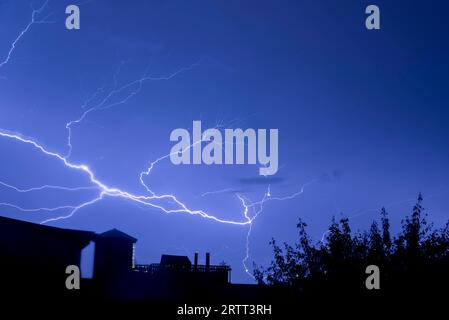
(238, 181), (315, 277)
(0, 129), (252, 225)
(0, 0), (52, 70)
(65, 61), (201, 158)
(0, 180), (97, 214)
(40, 192), (106, 224)
(0, 181), (96, 192)
(0, 202), (79, 213)
(199, 188), (235, 198)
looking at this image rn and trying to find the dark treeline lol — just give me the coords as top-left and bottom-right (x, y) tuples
(254, 194), (449, 297)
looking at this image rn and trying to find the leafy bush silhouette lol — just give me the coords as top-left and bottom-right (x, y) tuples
(254, 193), (449, 296)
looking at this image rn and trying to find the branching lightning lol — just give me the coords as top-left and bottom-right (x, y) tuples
(0, 3), (315, 278)
(65, 60), (201, 158)
(0, 0), (51, 70)
(0, 181), (96, 192)
(0, 202), (79, 213)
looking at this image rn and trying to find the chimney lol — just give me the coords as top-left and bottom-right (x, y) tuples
(205, 252), (210, 272)
(194, 252), (198, 271)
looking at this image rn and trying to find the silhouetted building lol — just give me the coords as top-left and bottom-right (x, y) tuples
(0, 216), (95, 300)
(0, 216), (267, 303)
(94, 228), (137, 281)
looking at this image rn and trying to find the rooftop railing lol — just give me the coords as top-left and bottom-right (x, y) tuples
(133, 263), (231, 274)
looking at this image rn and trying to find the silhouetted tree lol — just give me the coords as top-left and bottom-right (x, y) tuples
(254, 194), (449, 296)
(380, 207), (392, 252)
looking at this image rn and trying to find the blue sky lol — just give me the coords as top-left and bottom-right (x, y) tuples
(1, 0), (449, 283)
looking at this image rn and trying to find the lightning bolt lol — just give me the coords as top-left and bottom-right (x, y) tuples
(0, 126), (315, 277)
(0, 180), (96, 192)
(0, 0), (52, 70)
(199, 188), (235, 198)
(0, 129), (254, 225)
(40, 192), (106, 224)
(0, 3), (316, 279)
(0, 202), (79, 213)
(238, 181), (314, 277)
(65, 60), (201, 158)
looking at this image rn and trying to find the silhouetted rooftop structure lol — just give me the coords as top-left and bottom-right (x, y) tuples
(99, 228), (137, 242)
(160, 254), (191, 268)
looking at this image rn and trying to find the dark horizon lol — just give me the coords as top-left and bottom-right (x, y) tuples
(1, 194), (448, 311)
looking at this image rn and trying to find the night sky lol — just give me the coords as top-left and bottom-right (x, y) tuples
(1, 0), (449, 283)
